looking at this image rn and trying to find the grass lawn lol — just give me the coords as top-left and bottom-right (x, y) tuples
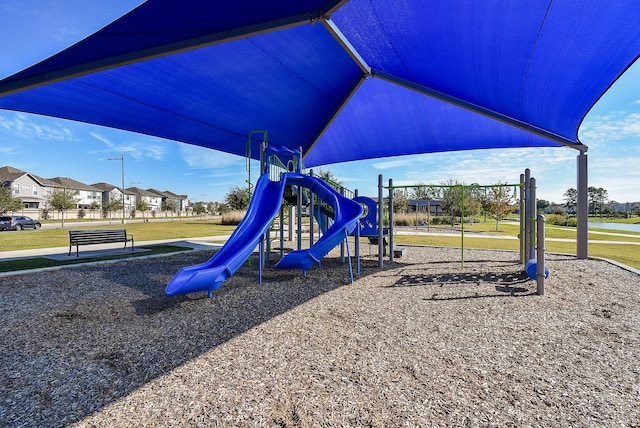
(393, 223), (640, 270)
(0, 245), (191, 273)
(0, 219), (237, 251)
(2, 217), (639, 271)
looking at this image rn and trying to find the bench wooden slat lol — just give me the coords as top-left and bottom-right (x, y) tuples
(68, 229), (134, 257)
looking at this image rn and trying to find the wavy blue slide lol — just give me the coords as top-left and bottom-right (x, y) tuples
(274, 173), (362, 271)
(166, 172), (362, 297)
(166, 173), (286, 297)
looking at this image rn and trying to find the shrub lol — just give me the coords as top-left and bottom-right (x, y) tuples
(546, 213), (576, 227)
(221, 210), (246, 225)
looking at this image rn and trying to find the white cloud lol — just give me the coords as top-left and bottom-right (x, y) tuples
(90, 132), (167, 160)
(0, 113), (75, 142)
(371, 158), (414, 170)
(0, 145), (18, 156)
(179, 144), (244, 169)
(579, 112), (640, 146)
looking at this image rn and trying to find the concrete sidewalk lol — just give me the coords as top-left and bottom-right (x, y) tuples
(0, 236), (230, 262)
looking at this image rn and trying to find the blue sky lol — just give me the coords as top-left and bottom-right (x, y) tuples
(1, 1), (638, 204)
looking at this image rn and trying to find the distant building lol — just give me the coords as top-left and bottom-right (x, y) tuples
(2, 164), (192, 220)
(0, 166), (49, 208)
(47, 177), (103, 209)
(126, 187), (161, 212)
(407, 199), (443, 215)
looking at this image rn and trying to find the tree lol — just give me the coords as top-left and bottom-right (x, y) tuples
(563, 188), (577, 213)
(161, 199), (178, 217)
(225, 186), (250, 211)
(0, 187), (24, 215)
(193, 203), (207, 217)
(47, 187), (78, 228)
(136, 198), (149, 220)
(486, 184), (516, 231)
(588, 186), (608, 217)
(440, 179), (464, 225)
(537, 199), (550, 211)
(88, 201), (101, 219)
(103, 199), (123, 224)
(440, 179), (482, 225)
(392, 189), (408, 213)
(314, 168), (343, 188)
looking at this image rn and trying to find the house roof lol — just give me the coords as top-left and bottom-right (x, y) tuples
(91, 182), (118, 192)
(0, 166), (52, 187)
(126, 186), (158, 197)
(47, 177), (103, 192)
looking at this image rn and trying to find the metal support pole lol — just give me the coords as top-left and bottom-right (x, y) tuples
(340, 186), (345, 263)
(258, 238), (264, 284)
(279, 205), (284, 259)
(577, 152), (588, 259)
(389, 178), (394, 263)
(354, 188), (360, 276)
(310, 194), (315, 246)
(529, 177), (536, 261)
(524, 168), (531, 261)
(461, 185), (465, 269)
(356, 216), (361, 277)
(288, 205), (293, 242)
(536, 214), (546, 296)
(297, 185), (302, 251)
(519, 174), (525, 265)
(378, 174), (384, 268)
(266, 226), (271, 263)
(345, 230), (354, 284)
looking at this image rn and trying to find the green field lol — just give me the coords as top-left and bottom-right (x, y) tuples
(0, 220), (237, 251)
(392, 220), (640, 269)
(1, 217), (639, 271)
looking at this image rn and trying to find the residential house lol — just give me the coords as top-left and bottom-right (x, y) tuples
(162, 190), (190, 213)
(126, 186), (161, 213)
(91, 182), (136, 218)
(47, 177), (104, 210)
(147, 188), (186, 214)
(0, 166), (50, 209)
(407, 199), (443, 216)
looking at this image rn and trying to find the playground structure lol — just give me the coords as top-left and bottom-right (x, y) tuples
(166, 144), (364, 298)
(167, 136), (548, 298)
(380, 169), (548, 295)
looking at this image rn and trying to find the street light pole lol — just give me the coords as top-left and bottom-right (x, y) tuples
(108, 155), (125, 224)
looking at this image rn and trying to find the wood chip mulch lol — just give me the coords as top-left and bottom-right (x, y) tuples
(1, 246), (638, 427)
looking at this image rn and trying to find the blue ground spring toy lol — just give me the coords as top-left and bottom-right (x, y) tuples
(525, 259), (549, 280)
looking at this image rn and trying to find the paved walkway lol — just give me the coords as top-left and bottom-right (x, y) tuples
(0, 236), (230, 262)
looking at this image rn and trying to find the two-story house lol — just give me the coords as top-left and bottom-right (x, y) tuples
(0, 166), (50, 209)
(47, 177), (104, 210)
(91, 182), (136, 217)
(126, 187), (161, 213)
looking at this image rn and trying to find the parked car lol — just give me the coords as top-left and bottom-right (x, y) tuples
(0, 216), (42, 231)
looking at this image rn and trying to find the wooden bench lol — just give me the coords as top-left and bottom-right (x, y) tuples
(68, 229), (134, 257)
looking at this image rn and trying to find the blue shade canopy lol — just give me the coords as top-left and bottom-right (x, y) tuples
(1, 0), (639, 167)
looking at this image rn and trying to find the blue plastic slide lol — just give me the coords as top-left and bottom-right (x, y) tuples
(275, 173), (362, 271)
(166, 173), (286, 297)
(166, 172), (362, 297)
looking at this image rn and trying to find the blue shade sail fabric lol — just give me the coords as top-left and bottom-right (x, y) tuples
(1, 0), (639, 167)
